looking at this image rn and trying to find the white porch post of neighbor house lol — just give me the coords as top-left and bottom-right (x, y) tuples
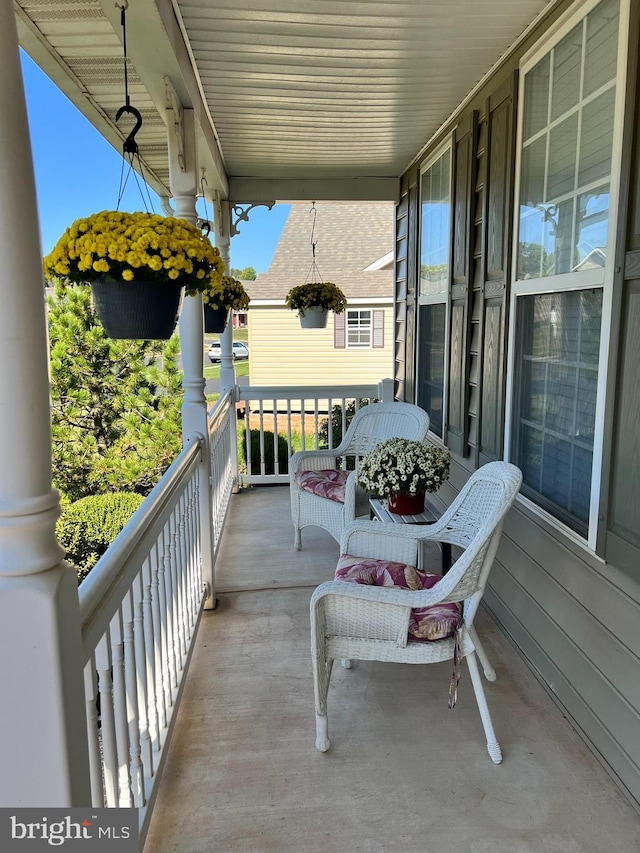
(0, 0), (91, 806)
(169, 106), (216, 610)
(214, 201), (235, 395)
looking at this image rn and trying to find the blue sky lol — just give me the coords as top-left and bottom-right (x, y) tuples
(20, 51), (288, 274)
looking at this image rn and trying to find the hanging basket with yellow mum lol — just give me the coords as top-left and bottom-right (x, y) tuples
(285, 281), (347, 329)
(43, 211), (225, 339)
(202, 276), (251, 334)
(202, 275), (251, 311)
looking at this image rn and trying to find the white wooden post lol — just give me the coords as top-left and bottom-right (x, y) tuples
(168, 107), (216, 609)
(213, 202), (240, 490)
(378, 377), (395, 402)
(214, 203), (235, 395)
(0, 0), (91, 806)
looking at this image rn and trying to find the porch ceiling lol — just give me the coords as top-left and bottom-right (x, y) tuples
(16, 0), (556, 203)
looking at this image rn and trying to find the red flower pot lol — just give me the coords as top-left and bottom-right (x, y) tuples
(387, 491), (425, 515)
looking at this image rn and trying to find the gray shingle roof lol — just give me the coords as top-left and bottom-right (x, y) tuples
(246, 202), (394, 301)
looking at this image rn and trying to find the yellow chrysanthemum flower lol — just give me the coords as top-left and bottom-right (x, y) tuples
(42, 210), (225, 294)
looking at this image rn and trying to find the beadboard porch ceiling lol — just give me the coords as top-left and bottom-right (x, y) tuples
(16, 0), (556, 202)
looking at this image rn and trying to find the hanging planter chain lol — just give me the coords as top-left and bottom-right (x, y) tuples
(114, 1), (155, 213)
(304, 202), (325, 286)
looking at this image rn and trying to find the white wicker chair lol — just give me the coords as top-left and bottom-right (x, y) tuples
(290, 402), (430, 550)
(310, 461), (522, 763)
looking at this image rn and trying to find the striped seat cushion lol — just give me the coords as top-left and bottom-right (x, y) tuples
(335, 554), (461, 642)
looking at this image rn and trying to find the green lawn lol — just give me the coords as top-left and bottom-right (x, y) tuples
(201, 325), (249, 395)
(203, 359), (249, 381)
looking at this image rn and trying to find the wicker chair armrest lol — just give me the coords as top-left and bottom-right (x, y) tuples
(289, 449), (339, 475)
(311, 578), (455, 610)
(340, 518), (457, 554)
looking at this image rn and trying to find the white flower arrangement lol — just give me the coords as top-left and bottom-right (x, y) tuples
(356, 437), (451, 498)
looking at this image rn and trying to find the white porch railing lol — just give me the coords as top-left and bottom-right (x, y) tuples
(78, 436), (207, 837)
(73, 378), (392, 840)
(236, 378), (394, 485)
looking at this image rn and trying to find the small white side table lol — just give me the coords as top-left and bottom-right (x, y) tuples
(368, 496), (452, 574)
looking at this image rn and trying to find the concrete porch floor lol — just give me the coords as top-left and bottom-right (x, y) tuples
(143, 486), (640, 853)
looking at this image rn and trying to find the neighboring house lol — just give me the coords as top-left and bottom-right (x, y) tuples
(245, 203), (394, 386)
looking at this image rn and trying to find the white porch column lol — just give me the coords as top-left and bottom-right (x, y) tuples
(214, 202), (235, 395)
(0, 0), (91, 806)
(168, 107), (216, 609)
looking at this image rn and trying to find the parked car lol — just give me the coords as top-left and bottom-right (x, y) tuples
(208, 341), (249, 363)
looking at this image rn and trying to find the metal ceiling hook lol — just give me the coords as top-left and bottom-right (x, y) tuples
(116, 103), (142, 155)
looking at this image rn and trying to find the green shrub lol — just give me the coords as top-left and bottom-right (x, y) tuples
(57, 492), (145, 583)
(318, 398), (378, 468)
(238, 427), (289, 475)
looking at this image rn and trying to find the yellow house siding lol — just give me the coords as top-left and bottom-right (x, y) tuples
(248, 305), (394, 386)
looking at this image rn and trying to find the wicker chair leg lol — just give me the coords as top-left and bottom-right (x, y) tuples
(294, 526), (302, 550)
(468, 625), (496, 682)
(315, 713), (330, 752)
(466, 651), (502, 764)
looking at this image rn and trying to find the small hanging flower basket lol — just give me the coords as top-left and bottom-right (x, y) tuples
(202, 275), (250, 334)
(285, 282), (347, 329)
(285, 203), (347, 329)
(43, 211), (225, 339)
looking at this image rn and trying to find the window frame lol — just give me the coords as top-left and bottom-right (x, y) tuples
(345, 309), (373, 349)
(505, 0), (629, 552)
(417, 139), (454, 441)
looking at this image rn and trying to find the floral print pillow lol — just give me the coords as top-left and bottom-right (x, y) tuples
(294, 469), (349, 504)
(335, 554), (461, 642)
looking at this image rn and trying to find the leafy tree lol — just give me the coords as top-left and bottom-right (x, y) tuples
(230, 266), (257, 280)
(517, 242), (555, 278)
(47, 281), (183, 501)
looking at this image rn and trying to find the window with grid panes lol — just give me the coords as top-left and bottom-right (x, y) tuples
(346, 310), (372, 348)
(511, 0), (620, 537)
(418, 145), (451, 438)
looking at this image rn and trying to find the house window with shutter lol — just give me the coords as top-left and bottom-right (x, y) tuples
(509, 0), (622, 544)
(334, 310), (384, 349)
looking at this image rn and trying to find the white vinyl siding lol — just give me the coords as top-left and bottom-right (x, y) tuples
(248, 306), (393, 387)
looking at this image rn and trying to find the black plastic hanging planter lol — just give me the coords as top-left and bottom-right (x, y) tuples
(203, 304), (230, 334)
(90, 280), (183, 340)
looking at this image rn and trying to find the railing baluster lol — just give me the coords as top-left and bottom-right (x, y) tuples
(162, 522), (177, 694)
(109, 610), (132, 806)
(176, 499), (188, 666)
(141, 557), (159, 754)
(273, 407), (280, 475)
(83, 656), (104, 807)
(286, 400), (293, 456)
(258, 400), (265, 476)
(149, 542), (167, 740)
(169, 506), (184, 674)
(183, 485), (194, 632)
(122, 590), (144, 808)
(190, 477), (202, 625)
(95, 633), (118, 807)
(132, 571), (153, 778)
(156, 526), (172, 717)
